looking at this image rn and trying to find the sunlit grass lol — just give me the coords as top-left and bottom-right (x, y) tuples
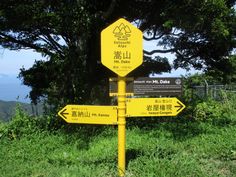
(0, 118), (236, 177)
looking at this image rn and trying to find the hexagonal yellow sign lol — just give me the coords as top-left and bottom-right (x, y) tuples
(101, 18), (143, 77)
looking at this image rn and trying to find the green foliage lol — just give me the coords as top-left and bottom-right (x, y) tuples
(179, 73), (236, 127)
(0, 104), (112, 141)
(193, 91), (236, 124)
(1, 117), (236, 176)
(206, 55), (236, 84)
(0, 100), (44, 122)
(0, 104), (60, 139)
(1, 0), (235, 106)
(194, 99), (222, 121)
(1, 87), (236, 176)
(0, 104), (37, 140)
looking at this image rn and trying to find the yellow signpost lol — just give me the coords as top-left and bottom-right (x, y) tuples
(117, 76), (126, 176)
(101, 18), (143, 77)
(101, 18), (143, 177)
(58, 18), (186, 177)
(126, 97), (186, 117)
(58, 105), (118, 125)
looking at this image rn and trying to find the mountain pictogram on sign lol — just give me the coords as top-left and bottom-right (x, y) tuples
(113, 23), (131, 40)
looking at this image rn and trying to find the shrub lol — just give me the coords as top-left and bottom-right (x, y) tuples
(193, 91), (236, 125)
(1, 104), (38, 140)
(193, 99), (222, 121)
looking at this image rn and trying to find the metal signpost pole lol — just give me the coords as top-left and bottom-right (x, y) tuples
(117, 76), (126, 177)
(100, 18), (143, 177)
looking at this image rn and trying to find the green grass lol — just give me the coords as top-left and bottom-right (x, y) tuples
(0, 118), (236, 177)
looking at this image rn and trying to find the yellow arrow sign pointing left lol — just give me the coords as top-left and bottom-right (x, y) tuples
(58, 105), (118, 125)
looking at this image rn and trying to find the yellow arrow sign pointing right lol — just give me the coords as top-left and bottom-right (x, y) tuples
(126, 97), (186, 117)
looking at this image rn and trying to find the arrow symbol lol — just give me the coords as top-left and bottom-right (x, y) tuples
(175, 101), (184, 112)
(60, 109), (69, 119)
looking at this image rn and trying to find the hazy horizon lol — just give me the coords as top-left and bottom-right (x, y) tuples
(0, 74), (31, 103)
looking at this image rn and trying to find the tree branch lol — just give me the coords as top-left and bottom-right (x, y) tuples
(0, 32), (54, 56)
(170, 29), (184, 37)
(45, 34), (63, 50)
(38, 35), (64, 58)
(175, 50), (200, 67)
(43, 34), (65, 57)
(144, 49), (174, 55)
(102, 0), (117, 20)
(61, 35), (71, 46)
(143, 33), (165, 41)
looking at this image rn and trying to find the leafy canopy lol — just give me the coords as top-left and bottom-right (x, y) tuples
(0, 0), (235, 105)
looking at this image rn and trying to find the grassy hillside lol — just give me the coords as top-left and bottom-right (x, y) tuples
(0, 115), (235, 177)
(0, 93), (235, 176)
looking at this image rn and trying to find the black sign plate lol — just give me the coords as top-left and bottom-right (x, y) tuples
(109, 77), (183, 96)
(133, 77), (182, 96)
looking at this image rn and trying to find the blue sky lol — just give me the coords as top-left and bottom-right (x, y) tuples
(0, 48), (43, 75)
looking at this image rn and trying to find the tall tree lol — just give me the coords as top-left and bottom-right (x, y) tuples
(206, 54), (236, 83)
(0, 0), (235, 106)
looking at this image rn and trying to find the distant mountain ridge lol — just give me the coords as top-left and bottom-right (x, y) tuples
(0, 100), (43, 122)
